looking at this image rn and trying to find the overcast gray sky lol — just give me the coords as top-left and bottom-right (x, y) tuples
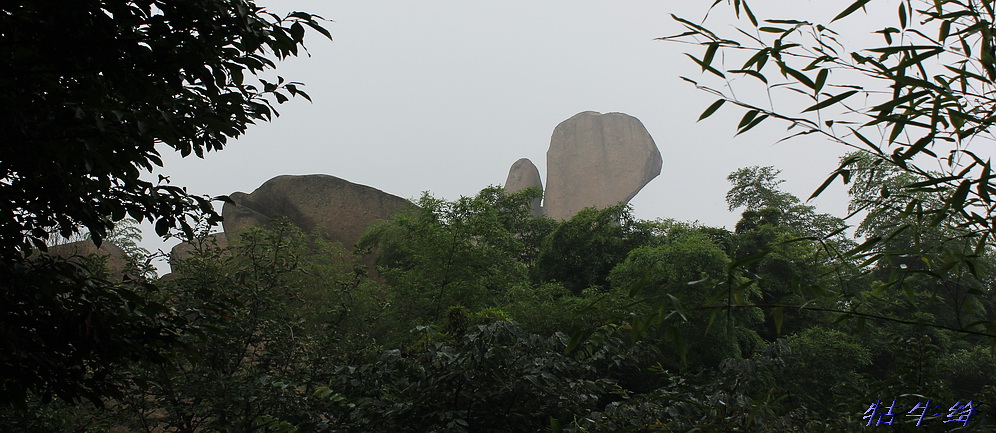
(144, 1), (864, 273)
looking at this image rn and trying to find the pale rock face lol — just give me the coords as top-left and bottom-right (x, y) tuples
(503, 158), (544, 216)
(543, 111), (662, 220)
(221, 174), (412, 250)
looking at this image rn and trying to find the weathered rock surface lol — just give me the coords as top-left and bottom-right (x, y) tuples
(169, 232), (229, 263)
(47, 240), (131, 278)
(543, 111), (662, 220)
(221, 174), (413, 250)
(503, 158), (544, 216)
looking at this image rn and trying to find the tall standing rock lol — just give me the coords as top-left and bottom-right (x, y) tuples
(221, 174), (413, 250)
(543, 111), (662, 220)
(503, 158), (544, 216)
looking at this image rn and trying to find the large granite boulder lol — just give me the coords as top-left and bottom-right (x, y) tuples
(47, 240), (132, 278)
(543, 111), (662, 220)
(221, 174), (413, 251)
(169, 232), (229, 263)
(163, 232), (230, 278)
(503, 158), (544, 216)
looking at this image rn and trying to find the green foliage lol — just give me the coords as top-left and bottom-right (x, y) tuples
(80, 217), (159, 280)
(0, 0), (331, 411)
(0, 257), (192, 407)
(12, 181), (996, 431)
(360, 187), (550, 326)
(1, 0), (330, 255)
(829, 153), (996, 342)
(610, 233), (731, 298)
(110, 219), (361, 432)
(501, 283), (647, 338)
(664, 0), (996, 340)
(726, 166), (797, 213)
(728, 166), (849, 243)
(534, 204), (652, 294)
(939, 345), (996, 398)
(0, 398), (110, 433)
(780, 327), (871, 406)
(500, 282), (576, 334)
(563, 357), (833, 433)
(328, 321), (622, 433)
(609, 231), (762, 369)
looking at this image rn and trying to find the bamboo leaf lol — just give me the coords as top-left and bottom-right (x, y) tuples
(833, 0), (872, 22)
(743, 1), (758, 26)
(814, 69), (829, 93)
(737, 114), (769, 135)
(685, 53), (726, 78)
(699, 99), (726, 121)
(803, 90), (859, 112)
(729, 69), (769, 83)
(780, 62), (816, 89)
(703, 42), (720, 69)
(738, 109), (759, 129)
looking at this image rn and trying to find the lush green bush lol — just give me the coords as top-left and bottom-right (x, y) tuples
(327, 321), (625, 433)
(780, 327), (872, 408)
(360, 187), (547, 328)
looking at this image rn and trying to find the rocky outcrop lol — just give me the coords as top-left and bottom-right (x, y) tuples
(221, 174), (413, 250)
(542, 111), (662, 220)
(169, 232), (229, 263)
(163, 232), (229, 279)
(503, 158), (544, 216)
(47, 240), (132, 278)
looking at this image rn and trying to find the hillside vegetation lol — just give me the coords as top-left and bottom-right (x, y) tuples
(5, 160), (993, 432)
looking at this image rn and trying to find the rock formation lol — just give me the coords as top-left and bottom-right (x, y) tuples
(221, 174), (413, 251)
(169, 232), (229, 263)
(197, 111), (658, 278)
(541, 111), (662, 220)
(47, 240), (132, 278)
(503, 158), (544, 216)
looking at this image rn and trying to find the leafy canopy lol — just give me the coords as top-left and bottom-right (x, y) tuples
(0, 0), (330, 406)
(664, 0), (996, 239)
(0, 0), (331, 257)
(663, 0), (996, 340)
